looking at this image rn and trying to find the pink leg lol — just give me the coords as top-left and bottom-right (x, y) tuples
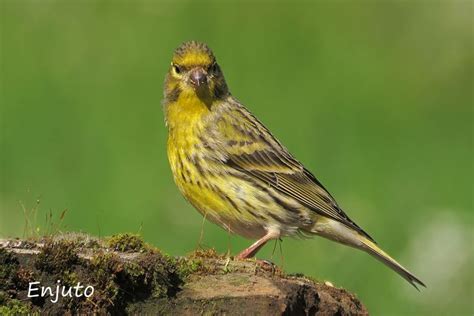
(236, 230), (280, 259)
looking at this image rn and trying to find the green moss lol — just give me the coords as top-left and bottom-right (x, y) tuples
(107, 233), (145, 252)
(122, 261), (146, 289)
(222, 261), (233, 274)
(137, 250), (182, 298)
(0, 291), (8, 306)
(35, 239), (78, 273)
(0, 298), (32, 315)
(78, 248), (184, 313)
(1, 234), (231, 314)
(172, 248), (227, 277)
(14, 267), (35, 289)
(0, 248), (19, 290)
(176, 257), (203, 279)
(87, 252), (122, 308)
(62, 271), (79, 286)
(0, 251), (34, 314)
(189, 248), (221, 259)
(90, 252), (122, 275)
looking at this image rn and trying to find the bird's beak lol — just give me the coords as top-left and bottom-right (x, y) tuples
(189, 68), (208, 87)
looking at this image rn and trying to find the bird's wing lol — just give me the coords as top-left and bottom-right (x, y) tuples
(210, 100), (373, 241)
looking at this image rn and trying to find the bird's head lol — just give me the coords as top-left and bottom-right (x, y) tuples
(164, 41), (229, 106)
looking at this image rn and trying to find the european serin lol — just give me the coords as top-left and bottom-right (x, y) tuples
(163, 41), (425, 289)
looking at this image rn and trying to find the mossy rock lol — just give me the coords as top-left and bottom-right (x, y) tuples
(0, 233), (368, 315)
(107, 233), (145, 252)
(35, 239), (79, 273)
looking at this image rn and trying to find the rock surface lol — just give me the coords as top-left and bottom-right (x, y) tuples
(0, 233), (368, 315)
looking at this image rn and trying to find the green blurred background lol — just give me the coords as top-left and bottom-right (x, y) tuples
(1, 0), (472, 314)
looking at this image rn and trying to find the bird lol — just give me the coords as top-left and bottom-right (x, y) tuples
(162, 40), (425, 289)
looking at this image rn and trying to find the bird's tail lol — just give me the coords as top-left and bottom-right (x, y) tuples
(311, 219), (425, 289)
(358, 235), (425, 290)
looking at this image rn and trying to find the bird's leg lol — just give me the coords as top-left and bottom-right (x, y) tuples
(197, 212), (208, 249)
(278, 238), (285, 268)
(225, 223), (232, 257)
(270, 239), (278, 261)
(236, 230), (279, 259)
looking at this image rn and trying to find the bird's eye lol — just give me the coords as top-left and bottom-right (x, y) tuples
(173, 64), (182, 75)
